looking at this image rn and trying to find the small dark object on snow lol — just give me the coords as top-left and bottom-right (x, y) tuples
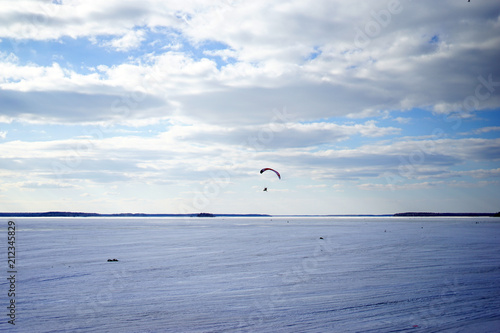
(107, 259), (119, 262)
(319, 237), (324, 239)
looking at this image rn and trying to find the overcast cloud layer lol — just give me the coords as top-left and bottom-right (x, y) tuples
(0, 0), (499, 214)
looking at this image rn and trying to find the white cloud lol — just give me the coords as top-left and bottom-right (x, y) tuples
(0, 0), (498, 126)
(357, 180), (499, 191)
(357, 181), (442, 191)
(19, 181), (76, 189)
(473, 126), (500, 134)
(102, 29), (146, 52)
(394, 117), (410, 124)
(454, 168), (500, 179)
(0, 1), (500, 123)
(346, 109), (390, 119)
(0, 127), (497, 187)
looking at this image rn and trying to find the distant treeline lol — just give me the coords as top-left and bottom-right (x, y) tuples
(0, 211), (270, 217)
(394, 212), (499, 217)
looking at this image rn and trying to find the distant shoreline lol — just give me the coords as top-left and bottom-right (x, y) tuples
(393, 212), (498, 217)
(0, 211), (498, 217)
(0, 212), (269, 218)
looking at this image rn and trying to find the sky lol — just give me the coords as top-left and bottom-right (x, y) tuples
(0, 0), (499, 215)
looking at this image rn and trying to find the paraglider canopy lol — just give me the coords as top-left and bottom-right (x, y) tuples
(260, 168), (281, 179)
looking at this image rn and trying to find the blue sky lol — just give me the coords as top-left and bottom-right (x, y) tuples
(0, 0), (499, 214)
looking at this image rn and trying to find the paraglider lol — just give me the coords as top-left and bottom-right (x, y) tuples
(260, 168), (281, 191)
(260, 168), (281, 179)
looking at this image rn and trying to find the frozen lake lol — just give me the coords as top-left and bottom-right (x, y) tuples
(3, 216), (500, 332)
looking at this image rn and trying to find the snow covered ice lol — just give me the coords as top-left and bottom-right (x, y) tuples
(3, 216), (500, 332)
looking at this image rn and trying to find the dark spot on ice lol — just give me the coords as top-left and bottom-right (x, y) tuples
(319, 237), (324, 239)
(107, 259), (119, 262)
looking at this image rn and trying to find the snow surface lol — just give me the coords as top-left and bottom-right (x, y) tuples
(3, 216), (500, 332)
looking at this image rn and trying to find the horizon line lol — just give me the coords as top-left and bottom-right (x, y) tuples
(0, 211), (498, 217)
